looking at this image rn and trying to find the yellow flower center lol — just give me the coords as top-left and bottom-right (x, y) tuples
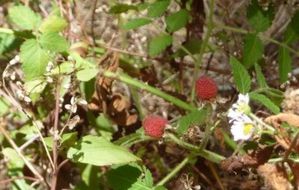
(243, 123), (254, 135)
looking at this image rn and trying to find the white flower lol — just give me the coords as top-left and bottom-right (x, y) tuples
(228, 93), (251, 123)
(230, 114), (255, 141)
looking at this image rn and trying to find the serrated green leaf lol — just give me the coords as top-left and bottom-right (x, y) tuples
(20, 39), (50, 80)
(39, 15), (67, 33)
(148, 0), (170, 17)
(122, 18), (152, 30)
(40, 32), (69, 52)
(177, 109), (208, 134)
(249, 92), (280, 114)
(254, 63), (268, 88)
(278, 47), (292, 83)
(107, 165), (152, 190)
(166, 9), (189, 32)
(230, 56), (251, 93)
(109, 3), (138, 14)
(247, 0), (273, 32)
(8, 5), (41, 30)
(67, 135), (140, 166)
(149, 34), (172, 56)
(243, 34), (263, 68)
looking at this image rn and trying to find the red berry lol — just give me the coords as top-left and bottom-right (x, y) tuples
(196, 75), (218, 100)
(143, 115), (168, 138)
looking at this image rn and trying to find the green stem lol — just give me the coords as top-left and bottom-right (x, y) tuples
(155, 156), (191, 187)
(249, 113), (276, 132)
(103, 71), (197, 112)
(191, 0), (215, 102)
(166, 133), (225, 163)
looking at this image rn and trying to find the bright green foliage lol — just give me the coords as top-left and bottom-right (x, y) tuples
(39, 32), (69, 52)
(0, 98), (9, 116)
(8, 5), (41, 30)
(243, 34), (264, 68)
(67, 135), (140, 166)
(20, 39), (50, 80)
(254, 63), (268, 88)
(44, 132), (78, 150)
(230, 56), (251, 93)
(166, 9), (189, 32)
(39, 14), (68, 33)
(24, 79), (47, 94)
(70, 53), (98, 81)
(247, 0), (273, 32)
(177, 109), (208, 135)
(149, 34), (172, 56)
(147, 0), (170, 18)
(278, 47), (292, 83)
(122, 18), (152, 30)
(109, 3), (138, 14)
(249, 92), (280, 114)
(107, 165), (153, 190)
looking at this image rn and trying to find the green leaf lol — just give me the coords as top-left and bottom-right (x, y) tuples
(148, 34), (172, 56)
(284, 11), (299, 44)
(243, 34), (263, 68)
(0, 33), (15, 54)
(230, 56), (251, 93)
(40, 32), (69, 52)
(24, 79), (47, 94)
(3, 148), (24, 169)
(20, 39), (50, 80)
(166, 9), (189, 32)
(107, 165), (152, 190)
(8, 5), (41, 30)
(254, 63), (268, 88)
(109, 3), (138, 14)
(122, 18), (152, 30)
(67, 135), (140, 166)
(173, 38), (201, 57)
(177, 109), (208, 135)
(247, 0), (273, 32)
(77, 68), (98, 82)
(44, 132), (77, 151)
(148, 0), (170, 18)
(39, 14), (67, 33)
(249, 92), (280, 114)
(278, 47), (292, 83)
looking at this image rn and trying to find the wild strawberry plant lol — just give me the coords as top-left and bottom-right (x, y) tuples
(0, 0), (299, 189)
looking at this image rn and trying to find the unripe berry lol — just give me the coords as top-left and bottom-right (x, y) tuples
(143, 115), (168, 138)
(196, 75), (218, 100)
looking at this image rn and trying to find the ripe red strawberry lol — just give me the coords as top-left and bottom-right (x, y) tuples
(143, 115), (168, 138)
(196, 75), (218, 100)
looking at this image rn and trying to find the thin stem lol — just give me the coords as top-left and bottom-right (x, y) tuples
(1, 65), (54, 168)
(0, 122), (44, 182)
(156, 156), (191, 187)
(103, 71), (197, 112)
(249, 113), (276, 132)
(191, 0), (215, 102)
(50, 79), (61, 190)
(166, 133), (225, 163)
